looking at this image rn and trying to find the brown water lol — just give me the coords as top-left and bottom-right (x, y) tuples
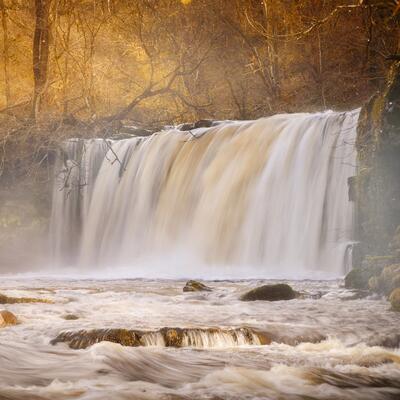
(0, 277), (399, 399)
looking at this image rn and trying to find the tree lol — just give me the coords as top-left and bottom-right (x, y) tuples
(32, 0), (51, 120)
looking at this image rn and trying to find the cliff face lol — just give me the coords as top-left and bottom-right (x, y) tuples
(354, 61), (400, 267)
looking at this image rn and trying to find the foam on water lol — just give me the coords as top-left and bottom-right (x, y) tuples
(0, 278), (399, 399)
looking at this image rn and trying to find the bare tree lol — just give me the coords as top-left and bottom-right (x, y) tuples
(32, 0), (51, 120)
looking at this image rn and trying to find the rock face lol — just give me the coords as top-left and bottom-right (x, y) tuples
(0, 310), (18, 327)
(240, 284), (298, 301)
(183, 280), (212, 292)
(352, 61), (400, 268)
(389, 288), (400, 311)
(0, 293), (53, 304)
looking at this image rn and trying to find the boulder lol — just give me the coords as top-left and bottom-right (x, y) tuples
(240, 284), (298, 301)
(183, 280), (212, 292)
(0, 310), (18, 327)
(389, 288), (400, 311)
(344, 264), (385, 290)
(367, 264), (400, 295)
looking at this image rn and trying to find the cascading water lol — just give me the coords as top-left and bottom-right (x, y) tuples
(50, 110), (358, 278)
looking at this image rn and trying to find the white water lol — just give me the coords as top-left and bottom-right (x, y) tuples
(0, 278), (399, 400)
(51, 111), (358, 278)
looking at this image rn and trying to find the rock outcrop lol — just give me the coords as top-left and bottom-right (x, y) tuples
(352, 61), (400, 269)
(240, 284), (298, 301)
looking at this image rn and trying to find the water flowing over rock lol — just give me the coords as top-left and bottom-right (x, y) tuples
(51, 327), (265, 349)
(50, 111), (358, 277)
(0, 293), (53, 304)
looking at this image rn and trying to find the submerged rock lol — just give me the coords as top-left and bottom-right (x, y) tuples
(62, 314), (79, 320)
(183, 280), (212, 292)
(240, 284), (298, 301)
(389, 288), (400, 311)
(0, 310), (18, 327)
(0, 293), (53, 304)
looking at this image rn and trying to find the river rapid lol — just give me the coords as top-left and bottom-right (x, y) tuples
(0, 277), (399, 400)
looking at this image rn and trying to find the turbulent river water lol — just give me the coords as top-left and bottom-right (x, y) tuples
(0, 277), (399, 400)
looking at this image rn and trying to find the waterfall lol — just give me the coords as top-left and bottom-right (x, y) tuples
(50, 110), (359, 278)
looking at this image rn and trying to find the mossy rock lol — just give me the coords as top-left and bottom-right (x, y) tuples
(183, 280), (212, 292)
(240, 284), (298, 302)
(389, 288), (400, 311)
(344, 265), (384, 290)
(0, 310), (18, 327)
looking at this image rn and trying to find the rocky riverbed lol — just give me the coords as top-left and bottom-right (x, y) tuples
(0, 276), (399, 399)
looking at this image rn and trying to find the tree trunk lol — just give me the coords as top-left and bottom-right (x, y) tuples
(0, 0), (10, 106)
(32, 0), (51, 121)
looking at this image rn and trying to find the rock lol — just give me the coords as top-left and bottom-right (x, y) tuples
(51, 327), (265, 350)
(0, 293), (53, 304)
(389, 288), (400, 311)
(240, 284), (298, 301)
(0, 310), (18, 327)
(63, 314), (79, 320)
(183, 280), (212, 292)
(51, 329), (140, 350)
(367, 264), (400, 295)
(344, 264), (384, 290)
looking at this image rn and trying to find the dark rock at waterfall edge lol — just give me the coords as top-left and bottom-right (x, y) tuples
(183, 280), (212, 292)
(344, 263), (386, 290)
(178, 120), (221, 131)
(240, 284), (298, 302)
(0, 293), (53, 304)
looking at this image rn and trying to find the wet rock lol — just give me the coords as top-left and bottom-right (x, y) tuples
(389, 288), (400, 311)
(62, 314), (79, 320)
(240, 284), (298, 301)
(0, 310), (18, 327)
(51, 327), (265, 350)
(0, 293), (53, 304)
(183, 280), (212, 292)
(344, 264), (385, 290)
(51, 329), (140, 350)
(178, 120), (217, 131)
